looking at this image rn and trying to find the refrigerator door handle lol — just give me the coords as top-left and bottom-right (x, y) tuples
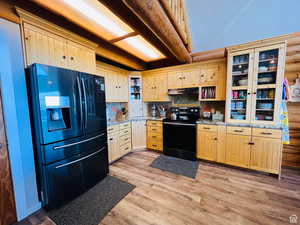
(81, 77), (88, 129)
(76, 76), (83, 130)
(53, 133), (105, 150)
(55, 146), (106, 169)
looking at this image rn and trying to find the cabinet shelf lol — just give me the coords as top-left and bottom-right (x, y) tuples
(232, 86), (248, 90)
(231, 99), (247, 101)
(232, 72), (248, 76)
(256, 84), (276, 89)
(256, 109), (274, 111)
(257, 70), (277, 74)
(256, 98), (275, 101)
(233, 62), (249, 66)
(259, 58), (278, 63)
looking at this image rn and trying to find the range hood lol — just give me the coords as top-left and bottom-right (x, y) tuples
(168, 87), (199, 95)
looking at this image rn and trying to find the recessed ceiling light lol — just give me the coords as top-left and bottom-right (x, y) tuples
(63, 0), (127, 36)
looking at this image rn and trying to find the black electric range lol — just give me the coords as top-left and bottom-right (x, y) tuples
(163, 107), (200, 161)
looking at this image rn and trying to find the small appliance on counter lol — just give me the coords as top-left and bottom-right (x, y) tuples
(163, 107), (200, 161)
(151, 104), (157, 117)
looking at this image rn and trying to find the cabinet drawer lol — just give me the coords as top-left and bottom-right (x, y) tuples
(120, 122), (131, 130)
(227, 126), (251, 136)
(108, 131), (119, 140)
(147, 132), (162, 141)
(147, 140), (163, 151)
(107, 124), (119, 134)
(120, 142), (131, 154)
(252, 128), (281, 139)
(119, 134), (131, 146)
(147, 120), (162, 127)
(119, 128), (131, 136)
(147, 125), (162, 133)
(197, 124), (217, 132)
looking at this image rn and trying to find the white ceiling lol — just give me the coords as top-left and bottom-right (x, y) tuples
(186, 0), (300, 52)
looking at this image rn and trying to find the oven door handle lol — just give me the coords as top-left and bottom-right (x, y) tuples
(163, 122), (195, 127)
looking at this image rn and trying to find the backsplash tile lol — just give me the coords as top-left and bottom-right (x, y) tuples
(106, 103), (128, 122)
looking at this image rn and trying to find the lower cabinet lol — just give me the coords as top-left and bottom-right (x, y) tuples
(131, 120), (147, 150)
(197, 125), (282, 175)
(146, 120), (163, 151)
(107, 122), (132, 163)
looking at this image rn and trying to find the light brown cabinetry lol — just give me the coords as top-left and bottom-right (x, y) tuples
(131, 120), (147, 150)
(250, 128), (282, 174)
(107, 122), (132, 163)
(168, 69), (200, 89)
(225, 133), (251, 168)
(143, 72), (169, 102)
(147, 120), (163, 151)
(226, 42), (286, 126)
(197, 125), (282, 176)
(197, 125), (226, 162)
(96, 62), (129, 102)
(22, 21), (96, 74)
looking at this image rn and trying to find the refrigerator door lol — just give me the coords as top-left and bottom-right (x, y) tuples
(29, 64), (83, 144)
(80, 73), (107, 135)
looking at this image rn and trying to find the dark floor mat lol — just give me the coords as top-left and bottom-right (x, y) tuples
(48, 176), (135, 225)
(150, 154), (199, 178)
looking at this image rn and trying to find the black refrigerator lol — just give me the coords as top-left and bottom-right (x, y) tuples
(27, 63), (108, 209)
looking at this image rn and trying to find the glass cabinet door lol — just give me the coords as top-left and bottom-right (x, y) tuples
(226, 49), (254, 123)
(251, 44), (285, 124)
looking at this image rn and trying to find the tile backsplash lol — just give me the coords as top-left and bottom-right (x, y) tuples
(106, 103), (128, 122)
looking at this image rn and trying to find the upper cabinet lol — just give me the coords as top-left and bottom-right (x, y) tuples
(96, 62), (129, 103)
(142, 72), (169, 102)
(226, 43), (286, 125)
(18, 9), (97, 74)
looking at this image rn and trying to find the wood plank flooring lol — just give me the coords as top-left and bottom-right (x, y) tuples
(17, 150), (300, 225)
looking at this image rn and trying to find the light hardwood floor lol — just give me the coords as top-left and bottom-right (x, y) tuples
(17, 150), (300, 225)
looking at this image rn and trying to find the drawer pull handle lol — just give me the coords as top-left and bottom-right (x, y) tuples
(152, 136), (157, 138)
(214, 138), (218, 141)
(261, 132), (272, 135)
(248, 142), (255, 145)
(125, 147), (129, 150)
(152, 144), (157, 147)
(124, 131), (128, 133)
(203, 127), (210, 130)
(108, 128), (113, 131)
(124, 138), (129, 141)
(234, 130), (243, 133)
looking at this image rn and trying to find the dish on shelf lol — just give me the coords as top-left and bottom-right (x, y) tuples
(238, 79), (248, 86)
(257, 103), (273, 109)
(258, 77), (274, 84)
(232, 71), (242, 75)
(231, 114), (246, 120)
(265, 116), (273, 120)
(258, 66), (268, 72)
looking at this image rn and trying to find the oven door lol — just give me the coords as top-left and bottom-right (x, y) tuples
(163, 122), (197, 160)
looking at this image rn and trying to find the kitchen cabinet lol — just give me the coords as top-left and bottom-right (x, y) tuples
(142, 72), (169, 102)
(168, 69), (200, 89)
(197, 125), (226, 162)
(226, 43), (286, 125)
(197, 128), (217, 161)
(147, 120), (163, 151)
(96, 63), (129, 102)
(250, 128), (282, 174)
(107, 122), (132, 163)
(23, 22), (96, 74)
(131, 120), (147, 149)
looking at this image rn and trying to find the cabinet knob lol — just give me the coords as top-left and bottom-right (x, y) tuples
(253, 92), (257, 95)
(109, 138), (113, 141)
(70, 56), (74, 60)
(62, 55), (66, 59)
(214, 138), (218, 141)
(247, 92), (251, 95)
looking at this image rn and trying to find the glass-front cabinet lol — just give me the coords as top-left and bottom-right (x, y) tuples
(226, 43), (286, 125)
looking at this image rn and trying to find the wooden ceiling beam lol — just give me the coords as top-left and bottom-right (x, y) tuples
(121, 0), (192, 63)
(109, 31), (138, 43)
(191, 48), (226, 62)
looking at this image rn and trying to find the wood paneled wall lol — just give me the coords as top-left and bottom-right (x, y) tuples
(284, 33), (300, 168)
(0, 92), (16, 225)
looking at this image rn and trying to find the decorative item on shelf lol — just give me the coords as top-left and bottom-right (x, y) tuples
(232, 91), (239, 99)
(212, 111), (224, 121)
(289, 74), (300, 102)
(151, 104), (157, 117)
(231, 102), (236, 109)
(258, 66), (268, 72)
(235, 101), (245, 110)
(257, 103), (273, 110)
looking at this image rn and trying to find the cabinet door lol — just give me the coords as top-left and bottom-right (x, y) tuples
(107, 133), (119, 162)
(105, 72), (117, 102)
(197, 131), (217, 161)
(132, 120), (147, 149)
(182, 70), (200, 88)
(78, 46), (96, 74)
(66, 40), (81, 71)
(24, 26), (54, 66)
(168, 71), (182, 89)
(225, 134), (251, 168)
(155, 74), (169, 101)
(199, 65), (219, 86)
(250, 137), (282, 174)
(226, 49), (255, 124)
(216, 126), (227, 163)
(143, 75), (155, 101)
(118, 74), (129, 102)
(250, 44), (286, 125)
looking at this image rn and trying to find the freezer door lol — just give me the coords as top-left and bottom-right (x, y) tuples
(80, 73), (107, 135)
(30, 64), (83, 144)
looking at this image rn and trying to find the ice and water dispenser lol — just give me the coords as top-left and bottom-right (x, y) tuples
(45, 96), (71, 131)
